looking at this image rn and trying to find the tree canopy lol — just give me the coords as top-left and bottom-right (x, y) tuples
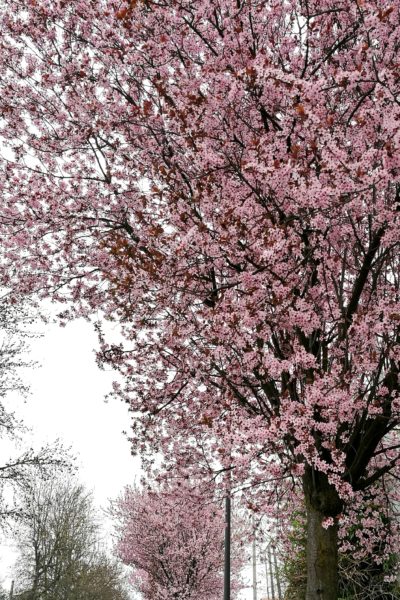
(0, 1), (400, 597)
(13, 476), (130, 600)
(114, 481), (245, 600)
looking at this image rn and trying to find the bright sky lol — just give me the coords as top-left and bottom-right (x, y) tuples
(17, 316), (140, 504)
(0, 312), (140, 592)
(0, 307), (265, 599)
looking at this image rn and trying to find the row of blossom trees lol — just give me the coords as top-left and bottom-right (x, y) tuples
(114, 481), (245, 600)
(0, 0), (400, 597)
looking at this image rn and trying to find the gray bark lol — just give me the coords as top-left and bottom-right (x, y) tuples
(303, 468), (342, 600)
(305, 502), (338, 600)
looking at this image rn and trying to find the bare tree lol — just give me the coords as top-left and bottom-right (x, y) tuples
(13, 476), (130, 600)
(0, 297), (70, 524)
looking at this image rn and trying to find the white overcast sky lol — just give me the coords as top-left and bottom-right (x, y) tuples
(0, 305), (263, 599)
(0, 310), (141, 590)
(15, 316), (140, 504)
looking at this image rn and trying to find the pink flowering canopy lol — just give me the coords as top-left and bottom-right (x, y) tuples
(0, 0), (400, 553)
(114, 481), (244, 600)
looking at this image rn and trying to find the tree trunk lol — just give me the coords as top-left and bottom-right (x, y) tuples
(305, 501), (338, 600)
(303, 467), (343, 600)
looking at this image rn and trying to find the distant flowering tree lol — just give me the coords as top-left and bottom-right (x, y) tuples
(1, 2), (400, 597)
(114, 482), (244, 600)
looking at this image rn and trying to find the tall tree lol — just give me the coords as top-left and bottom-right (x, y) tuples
(0, 2), (400, 597)
(114, 481), (244, 600)
(13, 476), (130, 600)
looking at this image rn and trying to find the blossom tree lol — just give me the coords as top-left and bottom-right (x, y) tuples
(114, 482), (243, 600)
(1, 1), (400, 597)
(279, 474), (400, 599)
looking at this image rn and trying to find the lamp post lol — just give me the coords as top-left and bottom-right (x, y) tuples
(263, 552), (270, 599)
(252, 515), (258, 600)
(272, 544), (282, 600)
(223, 492), (231, 600)
(268, 547), (276, 600)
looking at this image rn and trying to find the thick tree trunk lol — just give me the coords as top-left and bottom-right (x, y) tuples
(303, 467), (343, 600)
(305, 501), (338, 600)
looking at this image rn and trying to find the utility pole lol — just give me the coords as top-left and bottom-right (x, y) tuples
(272, 544), (282, 600)
(223, 492), (231, 600)
(264, 552), (270, 599)
(9, 581), (14, 600)
(268, 547), (276, 600)
(252, 516), (257, 600)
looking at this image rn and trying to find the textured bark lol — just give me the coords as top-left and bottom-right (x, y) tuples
(303, 468), (342, 600)
(305, 502), (338, 600)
